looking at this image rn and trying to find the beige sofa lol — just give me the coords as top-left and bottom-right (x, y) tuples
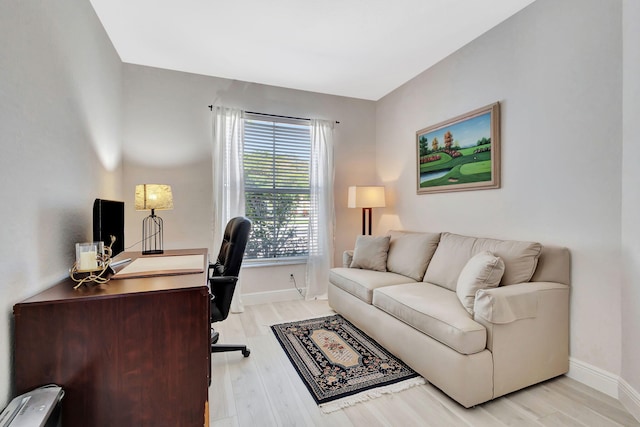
(328, 231), (570, 408)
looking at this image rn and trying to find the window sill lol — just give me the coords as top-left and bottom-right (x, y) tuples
(243, 257), (308, 268)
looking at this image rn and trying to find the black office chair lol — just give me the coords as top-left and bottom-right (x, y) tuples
(209, 216), (252, 357)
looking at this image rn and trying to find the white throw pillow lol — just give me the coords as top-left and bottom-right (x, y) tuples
(456, 251), (505, 315)
(350, 235), (391, 272)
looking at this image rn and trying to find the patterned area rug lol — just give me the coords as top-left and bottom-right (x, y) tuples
(271, 314), (425, 413)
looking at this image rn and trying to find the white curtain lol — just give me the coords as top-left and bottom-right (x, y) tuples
(211, 106), (246, 313)
(306, 119), (335, 299)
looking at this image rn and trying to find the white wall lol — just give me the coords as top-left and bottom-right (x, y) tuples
(376, 0), (623, 378)
(121, 64), (376, 296)
(621, 0), (640, 418)
(1, 0), (636, 415)
(0, 1), (122, 406)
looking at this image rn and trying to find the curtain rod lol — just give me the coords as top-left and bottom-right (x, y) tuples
(207, 105), (339, 124)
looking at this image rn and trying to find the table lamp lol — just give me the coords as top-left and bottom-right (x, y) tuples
(348, 186), (386, 235)
(135, 184), (173, 255)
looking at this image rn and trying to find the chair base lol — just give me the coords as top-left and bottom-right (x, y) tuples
(211, 328), (250, 357)
(212, 344), (250, 357)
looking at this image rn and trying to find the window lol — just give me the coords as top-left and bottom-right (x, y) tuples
(243, 114), (311, 261)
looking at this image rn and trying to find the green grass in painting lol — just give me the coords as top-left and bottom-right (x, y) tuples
(460, 160), (491, 175)
(420, 151), (490, 173)
(458, 146), (481, 156)
(419, 150), (492, 188)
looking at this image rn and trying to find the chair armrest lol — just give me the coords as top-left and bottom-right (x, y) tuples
(209, 262), (223, 277)
(474, 281), (567, 324)
(343, 250), (354, 268)
(209, 276), (239, 300)
(209, 276), (238, 285)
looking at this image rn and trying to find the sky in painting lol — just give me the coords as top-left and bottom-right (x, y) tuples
(420, 112), (491, 149)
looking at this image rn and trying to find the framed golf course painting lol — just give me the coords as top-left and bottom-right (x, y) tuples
(416, 102), (501, 194)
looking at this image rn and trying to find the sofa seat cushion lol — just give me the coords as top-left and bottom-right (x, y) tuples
(372, 283), (487, 355)
(329, 267), (415, 304)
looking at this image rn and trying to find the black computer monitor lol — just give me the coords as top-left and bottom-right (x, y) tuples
(92, 199), (125, 256)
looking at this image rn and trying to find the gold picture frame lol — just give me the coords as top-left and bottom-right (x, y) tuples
(416, 102), (500, 194)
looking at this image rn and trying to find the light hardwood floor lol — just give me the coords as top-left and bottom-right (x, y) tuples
(209, 299), (639, 427)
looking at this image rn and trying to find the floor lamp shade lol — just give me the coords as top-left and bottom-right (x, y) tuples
(347, 186), (386, 235)
(135, 184), (173, 254)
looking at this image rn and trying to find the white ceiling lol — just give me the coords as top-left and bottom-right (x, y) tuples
(90, 0), (535, 101)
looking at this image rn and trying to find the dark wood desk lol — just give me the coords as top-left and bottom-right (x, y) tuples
(13, 249), (210, 427)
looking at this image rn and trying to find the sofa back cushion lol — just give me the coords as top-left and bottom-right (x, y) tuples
(386, 231), (441, 281)
(350, 235), (391, 271)
(530, 245), (571, 286)
(423, 232), (542, 291)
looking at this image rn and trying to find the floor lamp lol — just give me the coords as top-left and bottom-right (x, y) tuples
(348, 186), (386, 235)
(135, 184), (174, 255)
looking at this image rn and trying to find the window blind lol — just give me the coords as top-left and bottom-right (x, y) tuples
(243, 115), (311, 260)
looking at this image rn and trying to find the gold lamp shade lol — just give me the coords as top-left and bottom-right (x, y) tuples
(135, 184), (174, 211)
(135, 184), (173, 255)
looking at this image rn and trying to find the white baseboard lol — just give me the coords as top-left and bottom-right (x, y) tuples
(241, 288), (305, 306)
(619, 378), (640, 423)
(567, 357), (619, 398)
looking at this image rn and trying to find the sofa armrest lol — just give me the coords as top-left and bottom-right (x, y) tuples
(474, 281), (566, 324)
(474, 281), (570, 398)
(343, 250), (354, 268)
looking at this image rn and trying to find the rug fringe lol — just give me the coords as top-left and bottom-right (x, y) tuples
(319, 377), (426, 414)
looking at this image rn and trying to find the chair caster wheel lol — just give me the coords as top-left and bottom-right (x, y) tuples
(211, 330), (220, 344)
(242, 349), (250, 357)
